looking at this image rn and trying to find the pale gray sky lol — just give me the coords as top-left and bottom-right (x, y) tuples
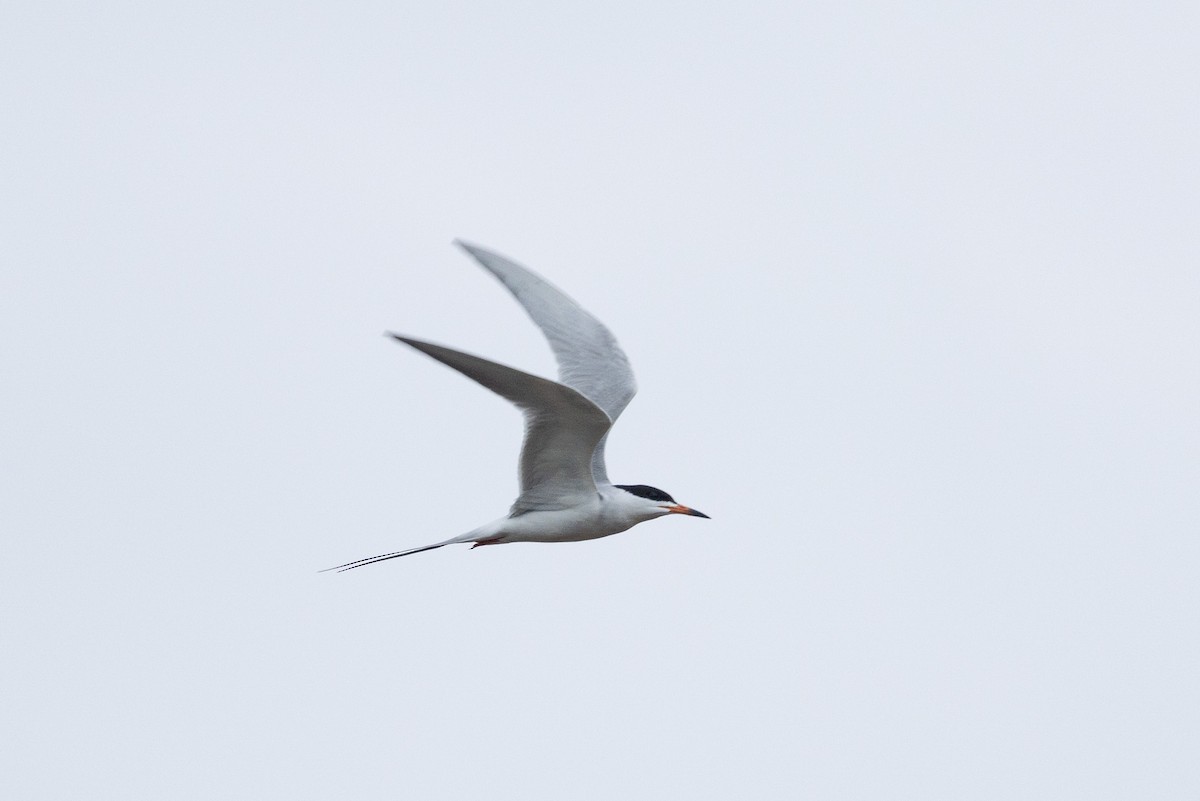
(3, 1), (1198, 798)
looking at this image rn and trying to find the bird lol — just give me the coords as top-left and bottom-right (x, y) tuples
(324, 241), (708, 572)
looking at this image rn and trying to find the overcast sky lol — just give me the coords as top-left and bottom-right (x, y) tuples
(3, 2), (1198, 798)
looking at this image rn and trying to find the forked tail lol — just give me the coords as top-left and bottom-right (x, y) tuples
(319, 542), (452, 572)
(320, 527), (500, 573)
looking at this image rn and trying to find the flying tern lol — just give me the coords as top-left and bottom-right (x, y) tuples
(325, 241), (708, 572)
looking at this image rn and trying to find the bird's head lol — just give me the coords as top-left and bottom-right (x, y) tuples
(614, 484), (709, 521)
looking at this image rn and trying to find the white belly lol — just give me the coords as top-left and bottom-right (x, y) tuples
(495, 495), (641, 544)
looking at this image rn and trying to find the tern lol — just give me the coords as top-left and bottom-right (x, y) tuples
(325, 241), (708, 572)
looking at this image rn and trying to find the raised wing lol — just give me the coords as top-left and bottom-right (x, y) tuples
(390, 335), (612, 513)
(455, 241), (637, 484)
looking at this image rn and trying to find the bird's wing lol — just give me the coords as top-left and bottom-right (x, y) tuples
(390, 335), (612, 513)
(454, 241), (637, 485)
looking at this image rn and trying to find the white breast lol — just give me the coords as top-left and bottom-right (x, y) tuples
(497, 488), (650, 543)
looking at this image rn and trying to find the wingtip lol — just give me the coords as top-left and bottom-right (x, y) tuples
(387, 332), (434, 352)
(455, 240), (507, 265)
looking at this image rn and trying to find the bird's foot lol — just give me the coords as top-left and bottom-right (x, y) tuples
(471, 537), (505, 548)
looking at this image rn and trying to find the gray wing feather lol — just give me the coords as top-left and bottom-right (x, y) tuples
(454, 241), (637, 484)
(390, 335), (612, 512)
